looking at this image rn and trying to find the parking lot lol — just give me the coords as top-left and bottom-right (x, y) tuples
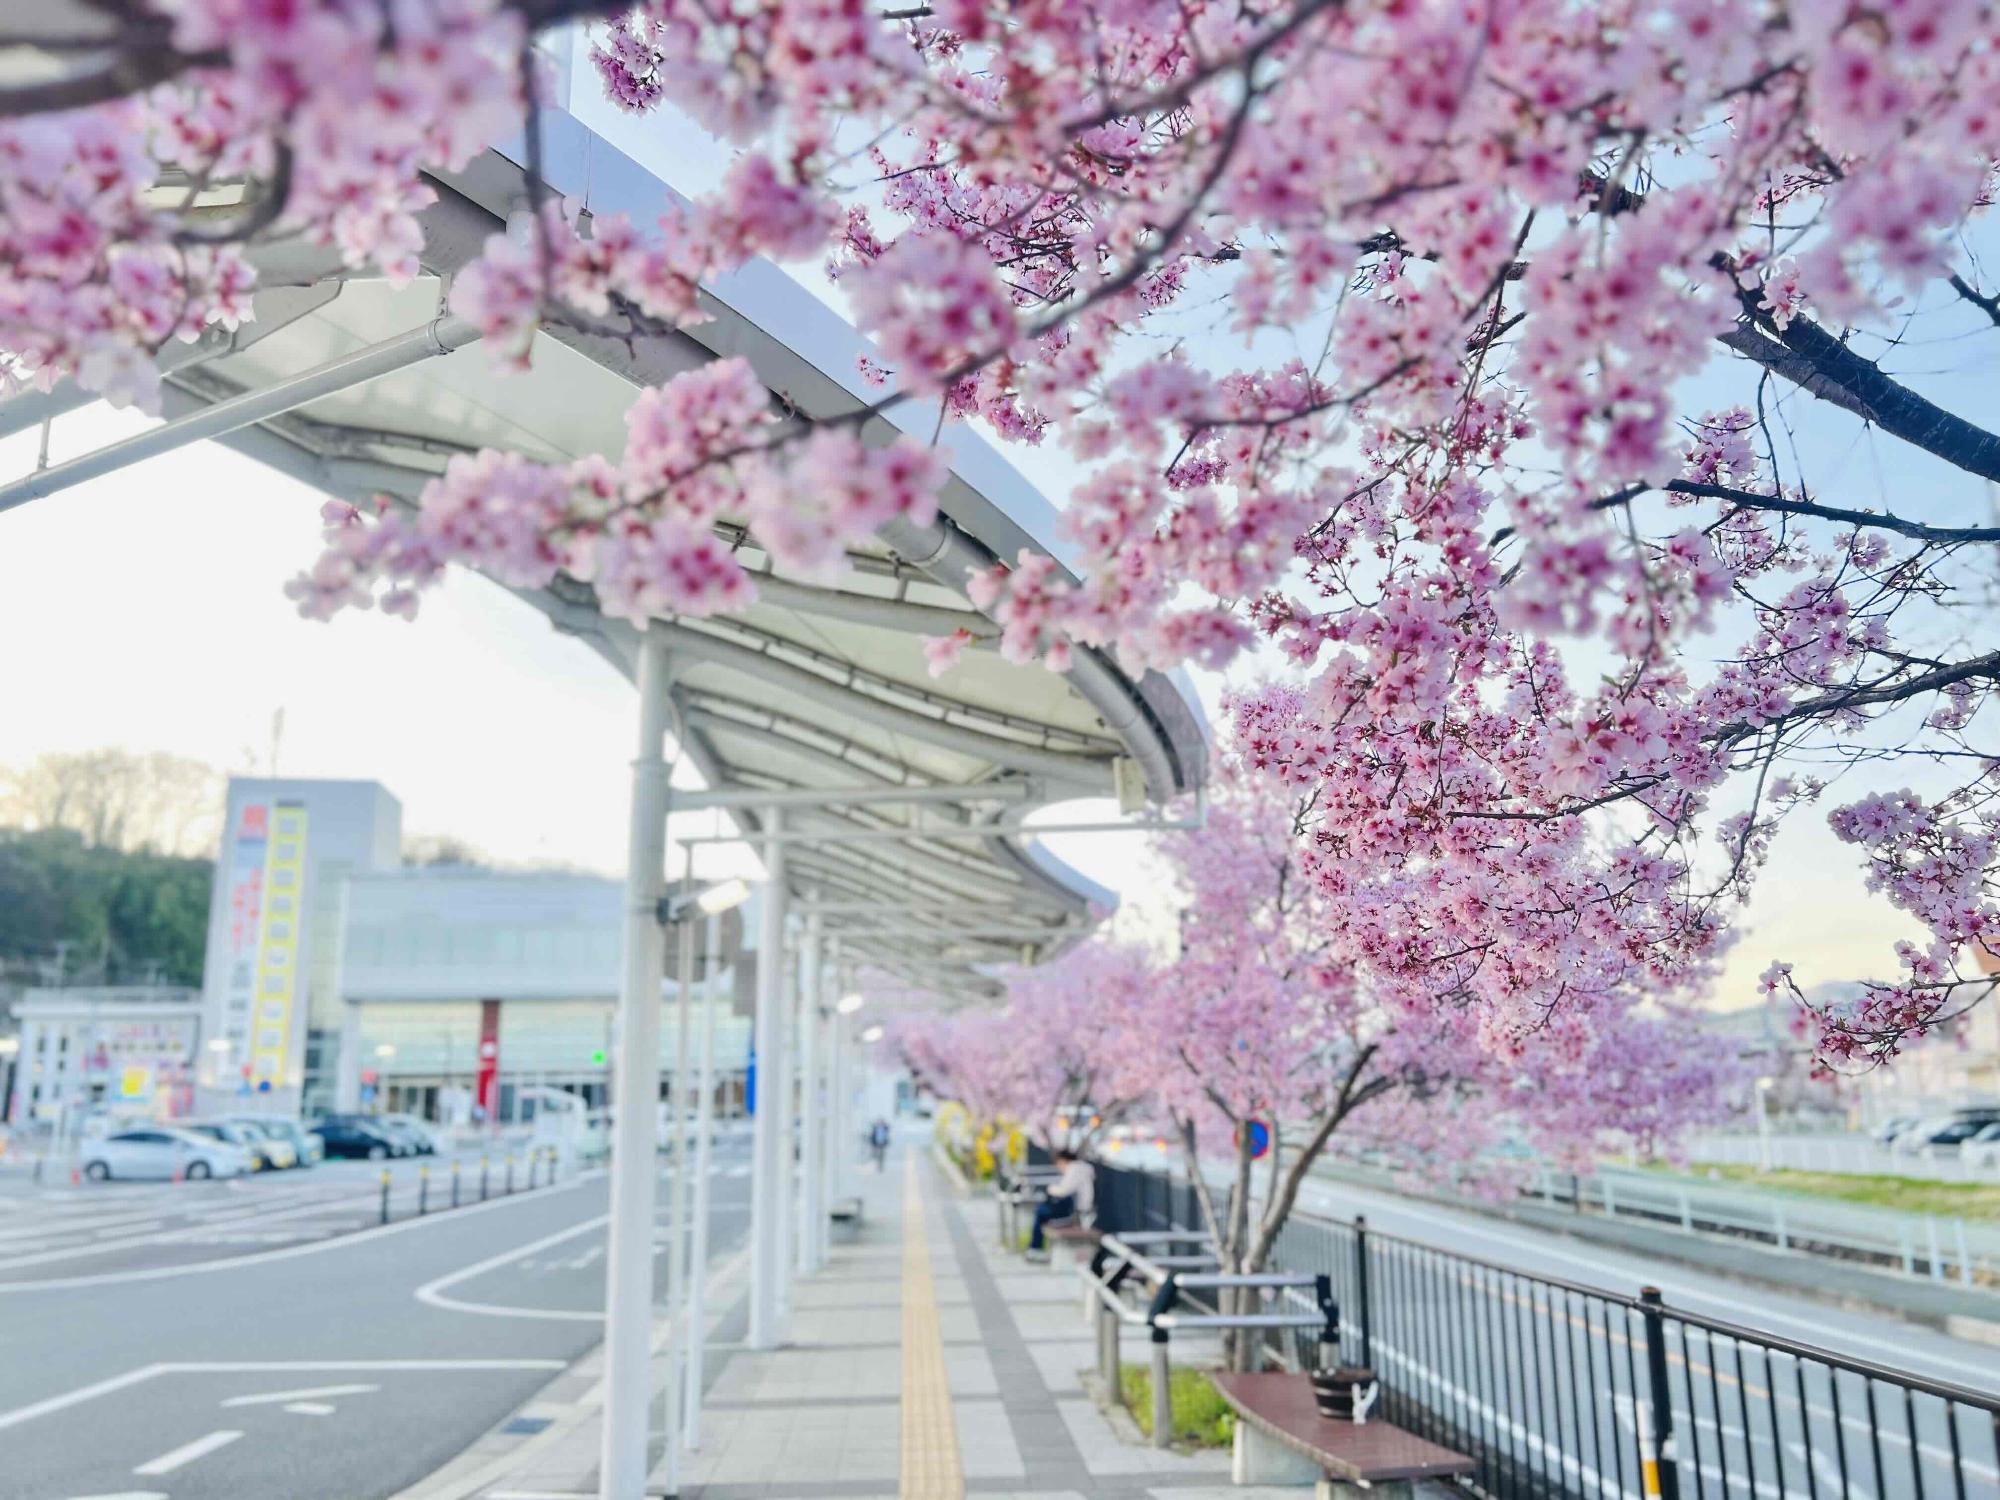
(0, 1142), (573, 1287)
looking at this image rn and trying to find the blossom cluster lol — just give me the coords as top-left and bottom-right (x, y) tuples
(6, 0), (1999, 1056)
(286, 358), (944, 622)
(3, 0), (525, 408)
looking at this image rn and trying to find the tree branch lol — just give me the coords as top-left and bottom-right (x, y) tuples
(1721, 308), (2000, 483)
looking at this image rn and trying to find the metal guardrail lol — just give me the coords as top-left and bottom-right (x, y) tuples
(1083, 1226), (1336, 1448)
(1682, 1133), (2000, 1185)
(1311, 1152), (2000, 1288)
(1526, 1166), (2000, 1287)
(1093, 1162), (2000, 1500)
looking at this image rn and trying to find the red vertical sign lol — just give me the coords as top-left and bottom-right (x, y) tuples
(476, 1000), (501, 1121)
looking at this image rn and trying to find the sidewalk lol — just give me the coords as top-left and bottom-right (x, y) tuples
(403, 1148), (1328, 1499)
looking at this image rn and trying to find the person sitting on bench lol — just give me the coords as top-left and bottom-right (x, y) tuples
(1026, 1148), (1094, 1258)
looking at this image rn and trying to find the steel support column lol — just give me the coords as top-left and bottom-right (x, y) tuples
(657, 916), (696, 1497)
(796, 914), (823, 1276)
(600, 634), (673, 1500)
(748, 809), (790, 1350)
(683, 911), (722, 1449)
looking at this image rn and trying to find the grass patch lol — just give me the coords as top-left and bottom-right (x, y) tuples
(1119, 1363), (1235, 1448)
(1648, 1163), (2000, 1221)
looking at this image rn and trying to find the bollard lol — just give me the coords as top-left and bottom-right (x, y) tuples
(452, 1160), (461, 1209)
(1925, 1217), (1944, 1280)
(480, 1156), (490, 1202)
(505, 1154), (515, 1194)
(1352, 1216), (1374, 1368)
(418, 1165), (430, 1216)
(380, 1167), (391, 1225)
(528, 1150), (538, 1190)
(1678, 1187), (1693, 1232)
(1638, 1288), (1681, 1500)
(1149, 1333), (1172, 1449)
(1773, 1204), (1788, 1253)
(1954, 1219), (1974, 1287)
(1603, 1178), (1617, 1220)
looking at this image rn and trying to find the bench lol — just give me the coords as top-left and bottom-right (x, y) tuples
(995, 1166), (1062, 1249)
(1043, 1220), (1101, 1271)
(1210, 1372), (1474, 1498)
(829, 1195), (863, 1222)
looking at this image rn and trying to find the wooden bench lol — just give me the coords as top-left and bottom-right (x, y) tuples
(1210, 1372), (1474, 1498)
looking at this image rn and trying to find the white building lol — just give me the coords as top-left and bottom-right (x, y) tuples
(197, 778), (401, 1114)
(7, 986), (202, 1125)
(326, 866), (753, 1121)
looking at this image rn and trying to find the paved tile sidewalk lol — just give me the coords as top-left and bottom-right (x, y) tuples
(409, 1148), (1331, 1499)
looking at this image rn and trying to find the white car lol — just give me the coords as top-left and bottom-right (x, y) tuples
(81, 1126), (252, 1182)
(1960, 1122), (2000, 1168)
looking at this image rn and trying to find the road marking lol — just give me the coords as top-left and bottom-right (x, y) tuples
(0, 1361), (568, 1433)
(222, 1383), (380, 1407)
(414, 1216), (610, 1321)
(132, 1429), (241, 1475)
(0, 1364), (167, 1432)
(0, 1181), (381, 1272)
(283, 1402), (335, 1416)
(0, 1172), (601, 1292)
(58, 1491), (165, 1499)
(564, 1245), (604, 1271)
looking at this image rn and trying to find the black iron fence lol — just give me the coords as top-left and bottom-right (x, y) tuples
(1092, 1162), (2000, 1500)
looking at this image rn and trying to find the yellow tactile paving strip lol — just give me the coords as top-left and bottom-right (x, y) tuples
(900, 1153), (965, 1500)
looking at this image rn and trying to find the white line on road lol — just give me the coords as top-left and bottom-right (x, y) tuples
(414, 1216), (610, 1321)
(132, 1429), (242, 1475)
(282, 1402), (335, 1416)
(0, 1365), (167, 1432)
(0, 1172), (601, 1292)
(221, 1383), (380, 1407)
(0, 1361), (567, 1433)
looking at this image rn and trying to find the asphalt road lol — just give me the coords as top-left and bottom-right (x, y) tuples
(0, 1137), (756, 1500)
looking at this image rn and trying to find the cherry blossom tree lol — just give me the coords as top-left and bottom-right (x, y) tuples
(890, 946), (1155, 1155)
(1101, 700), (1738, 1366)
(5, 0), (1999, 1060)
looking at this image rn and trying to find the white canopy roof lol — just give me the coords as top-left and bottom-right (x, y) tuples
(0, 97), (1209, 999)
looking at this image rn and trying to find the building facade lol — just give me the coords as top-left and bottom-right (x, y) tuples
(192, 777), (756, 1124)
(325, 866), (753, 1122)
(197, 779), (401, 1114)
(6, 987), (202, 1126)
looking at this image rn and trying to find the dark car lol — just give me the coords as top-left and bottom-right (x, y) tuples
(311, 1116), (402, 1161)
(373, 1118), (437, 1156)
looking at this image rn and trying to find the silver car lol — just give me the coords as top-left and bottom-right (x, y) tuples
(81, 1126), (252, 1182)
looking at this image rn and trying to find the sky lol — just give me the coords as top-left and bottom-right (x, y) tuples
(5, 52), (1992, 1016)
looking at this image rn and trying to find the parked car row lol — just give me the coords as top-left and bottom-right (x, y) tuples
(1876, 1107), (2000, 1158)
(311, 1113), (438, 1161)
(79, 1112), (440, 1181)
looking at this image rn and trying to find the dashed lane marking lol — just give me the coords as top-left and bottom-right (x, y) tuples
(0, 1361), (567, 1433)
(132, 1429), (242, 1476)
(222, 1383), (379, 1407)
